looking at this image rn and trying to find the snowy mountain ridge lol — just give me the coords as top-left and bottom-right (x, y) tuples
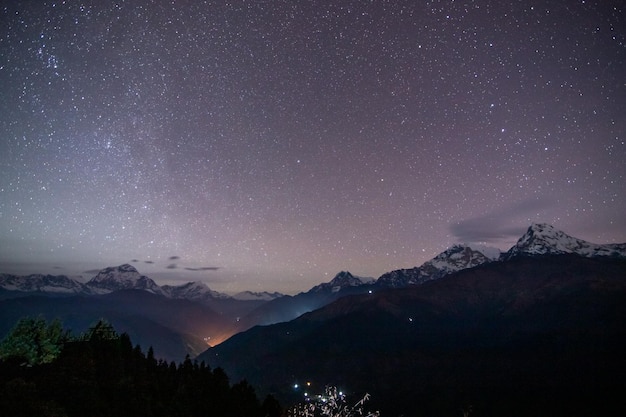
(161, 280), (231, 301)
(1, 224), (624, 298)
(374, 223), (625, 288)
(376, 244), (498, 288)
(0, 273), (88, 295)
(231, 291), (285, 301)
(502, 223), (626, 260)
(0, 264), (257, 301)
(308, 271), (374, 293)
(86, 264), (166, 295)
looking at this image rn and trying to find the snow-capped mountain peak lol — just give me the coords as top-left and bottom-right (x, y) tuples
(86, 264), (165, 295)
(424, 244), (495, 272)
(162, 281), (230, 300)
(309, 271), (373, 293)
(376, 244), (497, 288)
(503, 223), (626, 259)
(0, 273), (87, 294)
(232, 291), (285, 301)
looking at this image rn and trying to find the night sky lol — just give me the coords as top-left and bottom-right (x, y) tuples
(1, 1), (624, 294)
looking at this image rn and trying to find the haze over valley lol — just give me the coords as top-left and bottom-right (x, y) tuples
(1, 1), (625, 415)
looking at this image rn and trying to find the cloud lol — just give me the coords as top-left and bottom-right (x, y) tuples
(450, 220), (526, 243)
(451, 197), (554, 243)
(144, 260), (154, 264)
(166, 263), (178, 269)
(83, 269), (102, 274)
(169, 256), (180, 260)
(184, 267), (220, 271)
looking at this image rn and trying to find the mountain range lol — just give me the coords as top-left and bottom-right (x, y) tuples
(0, 263), (283, 301)
(1, 223), (625, 371)
(198, 228), (626, 416)
(2, 223), (623, 300)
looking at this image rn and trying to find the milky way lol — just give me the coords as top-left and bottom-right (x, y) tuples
(1, 1), (624, 293)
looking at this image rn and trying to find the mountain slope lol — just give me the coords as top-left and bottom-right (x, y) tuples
(307, 271), (373, 293)
(200, 255), (626, 417)
(376, 244), (497, 288)
(503, 223), (626, 259)
(232, 291), (285, 301)
(162, 281), (230, 301)
(229, 271), (375, 334)
(85, 264), (165, 295)
(0, 290), (230, 361)
(0, 273), (88, 295)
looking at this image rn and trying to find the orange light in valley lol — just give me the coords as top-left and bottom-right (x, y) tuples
(203, 331), (237, 347)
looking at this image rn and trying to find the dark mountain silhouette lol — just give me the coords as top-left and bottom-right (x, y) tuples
(199, 255), (626, 417)
(226, 245), (505, 336)
(0, 264), (274, 350)
(0, 321), (275, 417)
(2, 224), (625, 370)
(227, 271), (375, 335)
(0, 290), (230, 361)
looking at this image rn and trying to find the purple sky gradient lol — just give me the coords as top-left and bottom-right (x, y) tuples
(1, 1), (624, 293)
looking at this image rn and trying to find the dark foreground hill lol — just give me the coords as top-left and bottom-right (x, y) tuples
(200, 255), (626, 417)
(0, 321), (278, 417)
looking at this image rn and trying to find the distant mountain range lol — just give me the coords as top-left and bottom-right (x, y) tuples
(376, 222), (626, 288)
(1, 223), (625, 367)
(2, 223), (623, 300)
(0, 263), (284, 302)
(0, 265), (284, 360)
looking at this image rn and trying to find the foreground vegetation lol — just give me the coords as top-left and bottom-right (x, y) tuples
(0, 317), (281, 417)
(289, 386), (379, 417)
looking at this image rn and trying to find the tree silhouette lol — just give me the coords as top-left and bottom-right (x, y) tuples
(0, 317), (278, 416)
(0, 316), (68, 365)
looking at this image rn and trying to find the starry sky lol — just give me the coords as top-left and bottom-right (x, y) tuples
(1, 0), (625, 294)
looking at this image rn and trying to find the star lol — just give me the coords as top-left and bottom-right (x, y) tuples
(0, 0), (624, 293)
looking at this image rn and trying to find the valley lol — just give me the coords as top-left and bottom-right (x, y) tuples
(1, 224), (625, 415)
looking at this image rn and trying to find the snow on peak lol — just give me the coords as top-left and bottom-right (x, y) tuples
(503, 223), (626, 259)
(329, 271), (363, 286)
(415, 244), (495, 282)
(0, 273), (87, 294)
(309, 271), (373, 293)
(88, 264), (140, 283)
(232, 291), (285, 301)
(376, 244), (496, 288)
(162, 281), (230, 300)
(86, 264), (164, 295)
